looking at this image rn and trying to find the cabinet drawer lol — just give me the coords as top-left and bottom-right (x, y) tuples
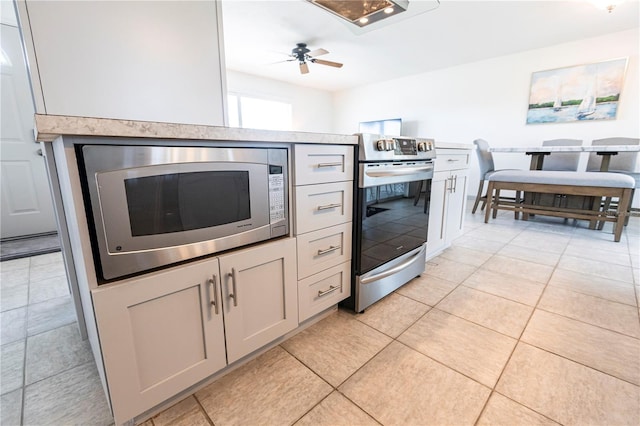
(298, 261), (351, 322)
(294, 181), (353, 234)
(435, 151), (470, 172)
(294, 144), (354, 185)
(297, 222), (352, 279)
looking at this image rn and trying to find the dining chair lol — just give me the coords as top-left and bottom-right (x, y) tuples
(540, 139), (582, 171)
(586, 137), (639, 228)
(472, 139), (520, 214)
(586, 137), (640, 174)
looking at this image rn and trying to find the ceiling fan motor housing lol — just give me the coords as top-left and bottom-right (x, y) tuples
(292, 43), (310, 61)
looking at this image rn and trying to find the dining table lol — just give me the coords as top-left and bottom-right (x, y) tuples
(489, 145), (640, 171)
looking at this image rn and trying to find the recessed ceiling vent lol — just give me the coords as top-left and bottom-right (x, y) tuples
(308, 0), (409, 27)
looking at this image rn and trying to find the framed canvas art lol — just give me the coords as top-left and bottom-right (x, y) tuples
(526, 58), (628, 124)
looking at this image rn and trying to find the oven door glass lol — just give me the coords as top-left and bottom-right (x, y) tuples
(356, 179), (431, 274)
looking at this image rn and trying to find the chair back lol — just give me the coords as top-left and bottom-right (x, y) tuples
(473, 139), (495, 178)
(540, 139), (582, 171)
(587, 137), (640, 172)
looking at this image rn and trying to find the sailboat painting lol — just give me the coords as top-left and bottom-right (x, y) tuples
(526, 58), (627, 124)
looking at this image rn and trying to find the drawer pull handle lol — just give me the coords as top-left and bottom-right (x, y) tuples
(318, 285), (339, 297)
(208, 275), (219, 315)
(228, 268), (238, 307)
(317, 245), (341, 256)
(317, 162), (342, 168)
(447, 158), (460, 162)
(317, 203), (342, 211)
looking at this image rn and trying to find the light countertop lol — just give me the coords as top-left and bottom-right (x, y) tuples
(34, 114), (358, 145)
(435, 142), (473, 150)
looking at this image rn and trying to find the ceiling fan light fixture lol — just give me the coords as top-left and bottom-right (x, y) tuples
(309, 0), (409, 27)
(589, 0), (624, 13)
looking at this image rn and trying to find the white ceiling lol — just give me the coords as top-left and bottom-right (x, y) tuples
(221, 0), (640, 92)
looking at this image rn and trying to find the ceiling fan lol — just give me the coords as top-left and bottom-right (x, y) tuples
(289, 43), (343, 74)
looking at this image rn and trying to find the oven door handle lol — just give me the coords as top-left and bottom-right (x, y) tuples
(360, 249), (425, 285)
(365, 166), (433, 177)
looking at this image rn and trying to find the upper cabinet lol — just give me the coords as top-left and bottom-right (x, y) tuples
(15, 0), (226, 125)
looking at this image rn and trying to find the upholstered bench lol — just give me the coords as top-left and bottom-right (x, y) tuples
(484, 170), (635, 242)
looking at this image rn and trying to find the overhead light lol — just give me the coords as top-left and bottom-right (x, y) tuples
(589, 0), (624, 13)
(309, 0), (409, 27)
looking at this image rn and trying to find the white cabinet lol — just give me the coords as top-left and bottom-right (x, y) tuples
(92, 238), (297, 424)
(16, 1), (225, 125)
(219, 238), (298, 363)
(427, 148), (470, 259)
(293, 144), (354, 322)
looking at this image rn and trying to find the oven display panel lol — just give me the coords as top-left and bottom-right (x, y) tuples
(394, 139), (417, 155)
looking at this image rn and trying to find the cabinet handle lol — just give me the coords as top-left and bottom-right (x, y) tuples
(317, 245), (341, 256)
(228, 268), (238, 307)
(447, 158), (460, 162)
(317, 203), (342, 211)
(317, 162), (342, 168)
(318, 285), (339, 297)
(209, 275), (219, 315)
(452, 175), (458, 193)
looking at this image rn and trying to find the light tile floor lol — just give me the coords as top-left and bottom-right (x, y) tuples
(1, 206), (639, 425)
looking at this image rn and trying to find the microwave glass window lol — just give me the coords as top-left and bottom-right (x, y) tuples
(125, 171), (251, 236)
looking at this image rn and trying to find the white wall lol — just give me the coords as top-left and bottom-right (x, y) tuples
(332, 28), (640, 205)
(226, 70), (334, 133)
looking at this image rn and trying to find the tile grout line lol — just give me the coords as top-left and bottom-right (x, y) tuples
(471, 222), (561, 425)
(18, 256), (32, 426)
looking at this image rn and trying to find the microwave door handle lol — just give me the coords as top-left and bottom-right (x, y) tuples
(228, 268), (238, 307)
(208, 275), (219, 315)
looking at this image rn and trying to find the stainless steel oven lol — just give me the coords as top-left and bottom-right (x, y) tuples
(79, 144), (288, 281)
(346, 134), (435, 312)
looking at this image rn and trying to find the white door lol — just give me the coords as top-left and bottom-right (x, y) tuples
(1, 23), (56, 238)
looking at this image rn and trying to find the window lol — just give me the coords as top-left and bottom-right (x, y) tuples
(228, 94), (292, 131)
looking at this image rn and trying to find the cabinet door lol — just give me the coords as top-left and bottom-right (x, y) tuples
(92, 258), (226, 424)
(446, 169), (469, 243)
(219, 238), (298, 364)
(426, 171), (449, 259)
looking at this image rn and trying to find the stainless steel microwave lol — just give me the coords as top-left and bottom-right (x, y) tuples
(80, 144), (289, 281)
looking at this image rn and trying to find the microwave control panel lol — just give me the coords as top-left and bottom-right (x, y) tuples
(268, 165), (285, 222)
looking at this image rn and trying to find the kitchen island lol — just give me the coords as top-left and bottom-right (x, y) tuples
(35, 114), (357, 425)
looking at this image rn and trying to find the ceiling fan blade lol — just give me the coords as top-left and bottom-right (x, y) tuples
(300, 62), (309, 74)
(269, 58), (296, 65)
(307, 48), (328, 57)
(313, 58), (343, 68)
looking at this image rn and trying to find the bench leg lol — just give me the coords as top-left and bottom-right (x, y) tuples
(514, 190), (521, 220)
(613, 189), (632, 242)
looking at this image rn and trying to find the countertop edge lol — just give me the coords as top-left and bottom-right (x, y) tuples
(435, 142), (474, 150)
(34, 114), (359, 145)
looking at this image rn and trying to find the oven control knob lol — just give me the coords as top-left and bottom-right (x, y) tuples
(376, 139), (395, 151)
(417, 142), (427, 152)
